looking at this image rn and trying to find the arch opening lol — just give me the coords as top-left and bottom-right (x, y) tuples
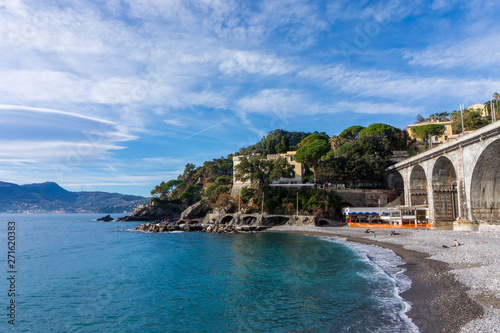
(409, 165), (428, 206)
(242, 216), (257, 225)
(262, 216), (289, 226)
(317, 219), (330, 226)
(432, 157), (458, 222)
(471, 139), (500, 222)
(220, 215), (233, 224)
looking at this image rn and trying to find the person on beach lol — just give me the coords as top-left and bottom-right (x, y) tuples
(453, 239), (460, 247)
(373, 232), (376, 239)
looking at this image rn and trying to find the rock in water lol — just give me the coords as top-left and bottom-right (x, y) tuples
(117, 203), (181, 222)
(97, 215), (113, 222)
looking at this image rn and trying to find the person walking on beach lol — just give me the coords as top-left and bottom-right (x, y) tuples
(373, 232), (376, 239)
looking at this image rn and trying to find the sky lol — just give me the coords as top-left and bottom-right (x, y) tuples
(0, 0), (499, 197)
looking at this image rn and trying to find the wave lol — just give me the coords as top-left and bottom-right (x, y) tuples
(318, 235), (419, 333)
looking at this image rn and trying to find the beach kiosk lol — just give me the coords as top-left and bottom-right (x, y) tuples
(343, 205), (430, 228)
(387, 205), (430, 228)
(342, 207), (390, 227)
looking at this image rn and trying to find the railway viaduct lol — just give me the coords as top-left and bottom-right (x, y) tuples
(387, 121), (500, 229)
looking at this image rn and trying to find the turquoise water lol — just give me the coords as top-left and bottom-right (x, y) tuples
(0, 214), (417, 332)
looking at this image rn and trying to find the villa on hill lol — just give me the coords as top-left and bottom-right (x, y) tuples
(466, 103), (488, 117)
(406, 119), (453, 146)
(231, 151), (308, 196)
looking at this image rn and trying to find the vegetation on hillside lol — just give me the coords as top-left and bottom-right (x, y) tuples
(150, 94), (498, 216)
(238, 129), (326, 155)
(410, 124), (445, 140)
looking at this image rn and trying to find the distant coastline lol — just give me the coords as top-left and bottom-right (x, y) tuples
(0, 181), (148, 213)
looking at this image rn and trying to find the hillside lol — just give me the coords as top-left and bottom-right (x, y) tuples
(0, 181), (148, 213)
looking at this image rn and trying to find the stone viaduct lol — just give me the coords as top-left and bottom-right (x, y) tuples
(387, 121), (500, 229)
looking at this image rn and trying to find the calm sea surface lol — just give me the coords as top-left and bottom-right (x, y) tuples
(0, 214), (418, 332)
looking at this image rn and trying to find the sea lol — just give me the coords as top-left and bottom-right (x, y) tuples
(0, 213), (419, 332)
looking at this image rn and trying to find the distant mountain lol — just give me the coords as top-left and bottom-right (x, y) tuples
(0, 181), (149, 213)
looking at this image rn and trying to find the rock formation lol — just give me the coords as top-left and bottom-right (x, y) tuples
(180, 200), (211, 219)
(116, 203), (181, 222)
(97, 215), (113, 222)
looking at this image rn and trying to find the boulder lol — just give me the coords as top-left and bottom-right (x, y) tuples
(117, 204), (181, 222)
(180, 201), (211, 220)
(97, 215), (113, 222)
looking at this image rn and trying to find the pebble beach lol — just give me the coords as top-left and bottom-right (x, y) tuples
(267, 225), (500, 333)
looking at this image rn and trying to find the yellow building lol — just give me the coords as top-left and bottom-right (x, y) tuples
(232, 151), (304, 187)
(406, 120), (453, 145)
(466, 103), (488, 117)
(266, 151), (304, 184)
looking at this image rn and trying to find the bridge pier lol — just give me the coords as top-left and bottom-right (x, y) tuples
(388, 121), (500, 230)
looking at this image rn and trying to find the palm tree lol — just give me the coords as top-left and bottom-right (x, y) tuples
(329, 135), (342, 154)
(494, 93), (499, 121)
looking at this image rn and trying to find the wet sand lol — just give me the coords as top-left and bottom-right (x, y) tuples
(266, 227), (484, 333)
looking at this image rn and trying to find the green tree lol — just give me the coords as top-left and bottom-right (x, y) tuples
(239, 129), (312, 155)
(269, 158), (294, 181)
(150, 179), (182, 197)
(294, 139), (331, 183)
(338, 125), (364, 142)
(428, 112), (450, 121)
(494, 93), (499, 120)
(276, 136), (290, 153)
(297, 133), (329, 148)
(328, 135), (342, 154)
(359, 123), (398, 138)
(234, 156), (294, 184)
(450, 110), (488, 134)
(410, 124), (445, 140)
(333, 135), (392, 187)
(358, 123), (408, 150)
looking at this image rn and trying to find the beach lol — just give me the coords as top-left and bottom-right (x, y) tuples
(267, 225), (500, 333)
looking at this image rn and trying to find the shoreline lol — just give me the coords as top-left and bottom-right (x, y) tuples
(266, 226), (491, 333)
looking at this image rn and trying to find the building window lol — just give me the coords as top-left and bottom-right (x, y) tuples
(290, 156), (294, 161)
(444, 135), (448, 141)
(435, 136), (439, 141)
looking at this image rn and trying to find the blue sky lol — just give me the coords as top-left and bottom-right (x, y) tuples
(1, 0), (499, 197)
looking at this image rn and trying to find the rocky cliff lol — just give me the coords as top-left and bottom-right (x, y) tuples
(116, 202), (181, 222)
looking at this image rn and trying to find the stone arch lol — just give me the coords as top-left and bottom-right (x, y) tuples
(339, 202), (353, 208)
(220, 215), (233, 224)
(317, 219), (330, 226)
(262, 216), (289, 226)
(432, 156), (458, 221)
(242, 216), (257, 225)
(409, 164), (427, 206)
(470, 139), (500, 222)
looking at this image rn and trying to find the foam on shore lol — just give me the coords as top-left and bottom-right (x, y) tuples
(268, 225), (497, 332)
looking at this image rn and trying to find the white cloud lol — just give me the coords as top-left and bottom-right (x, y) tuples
(335, 101), (423, 115)
(404, 33), (500, 69)
(163, 119), (185, 127)
(219, 50), (292, 76)
(237, 89), (312, 115)
(298, 64), (500, 103)
(0, 105), (135, 164)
